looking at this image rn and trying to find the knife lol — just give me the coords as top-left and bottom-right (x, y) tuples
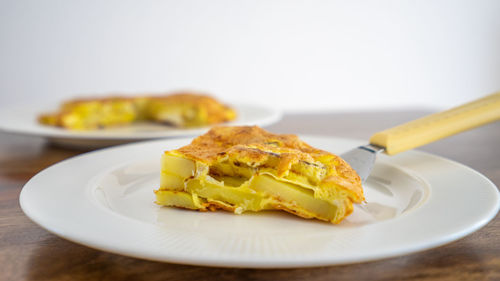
(341, 92), (500, 183)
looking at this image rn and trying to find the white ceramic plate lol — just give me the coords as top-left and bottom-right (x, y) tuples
(20, 136), (500, 268)
(0, 103), (281, 148)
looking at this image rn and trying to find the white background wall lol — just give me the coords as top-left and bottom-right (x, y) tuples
(1, 0), (499, 112)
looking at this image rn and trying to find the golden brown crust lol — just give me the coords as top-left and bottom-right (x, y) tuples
(174, 126), (364, 203)
(147, 93), (236, 124)
(177, 126), (323, 163)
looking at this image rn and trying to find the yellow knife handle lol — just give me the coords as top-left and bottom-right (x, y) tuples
(369, 92), (500, 155)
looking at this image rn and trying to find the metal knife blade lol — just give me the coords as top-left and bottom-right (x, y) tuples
(340, 144), (384, 183)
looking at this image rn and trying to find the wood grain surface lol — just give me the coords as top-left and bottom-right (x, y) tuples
(1, 111), (499, 281)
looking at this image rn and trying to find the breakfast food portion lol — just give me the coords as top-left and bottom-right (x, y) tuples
(155, 126), (364, 224)
(38, 93), (237, 130)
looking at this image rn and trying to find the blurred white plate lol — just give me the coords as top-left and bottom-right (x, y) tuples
(19, 136), (500, 268)
(0, 103), (281, 148)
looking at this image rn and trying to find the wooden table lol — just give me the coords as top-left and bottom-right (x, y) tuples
(1, 111), (499, 281)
